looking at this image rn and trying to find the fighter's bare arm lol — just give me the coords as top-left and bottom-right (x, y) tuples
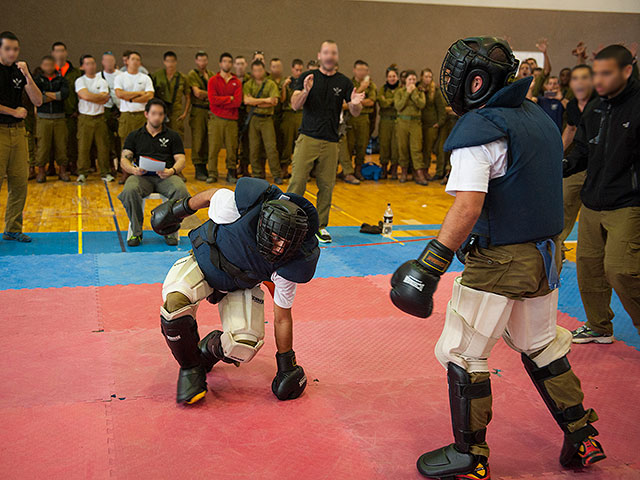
(187, 188), (220, 211)
(437, 191), (486, 251)
(273, 305), (293, 353)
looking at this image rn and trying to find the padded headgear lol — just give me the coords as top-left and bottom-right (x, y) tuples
(440, 36), (519, 116)
(257, 198), (309, 263)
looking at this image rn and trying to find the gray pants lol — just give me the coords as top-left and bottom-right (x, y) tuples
(118, 174), (188, 237)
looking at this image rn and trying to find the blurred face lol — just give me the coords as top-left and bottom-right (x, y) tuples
(270, 60), (283, 77)
(145, 104), (165, 128)
(270, 232), (288, 256)
(52, 45), (67, 65)
(234, 58), (246, 75)
(163, 55), (177, 72)
(400, 71), (408, 86)
(569, 67), (593, 100)
(252, 64), (265, 81)
(82, 57), (97, 76)
(122, 55), (129, 66)
(421, 70), (433, 85)
(41, 58), (56, 76)
(127, 53), (141, 72)
(220, 56), (232, 73)
(386, 70), (398, 85)
(318, 42), (339, 72)
(592, 58), (632, 97)
(532, 68), (543, 79)
(406, 74), (417, 87)
(526, 58), (537, 69)
(0, 38), (20, 64)
(195, 54), (208, 71)
(353, 63), (368, 81)
(252, 53), (265, 64)
(102, 54), (116, 72)
(559, 68), (571, 86)
(544, 77), (559, 92)
(518, 62), (532, 77)
(291, 63), (303, 78)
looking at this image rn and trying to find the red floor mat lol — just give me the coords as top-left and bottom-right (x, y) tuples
(0, 273), (638, 479)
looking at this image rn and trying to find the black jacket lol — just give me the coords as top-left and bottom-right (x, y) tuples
(34, 73), (69, 116)
(565, 76), (640, 211)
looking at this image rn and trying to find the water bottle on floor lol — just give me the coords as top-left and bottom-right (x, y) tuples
(383, 203), (393, 236)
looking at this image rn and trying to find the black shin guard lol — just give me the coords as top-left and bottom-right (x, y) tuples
(521, 353), (598, 466)
(417, 363), (491, 478)
(448, 363), (491, 453)
(160, 315), (202, 369)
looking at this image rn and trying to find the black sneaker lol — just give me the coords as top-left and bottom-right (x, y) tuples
(226, 169), (237, 184)
(206, 175), (218, 184)
(164, 234), (179, 246)
(316, 228), (332, 243)
(3, 232), (32, 242)
(571, 325), (613, 344)
(194, 164), (209, 182)
(127, 235), (142, 247)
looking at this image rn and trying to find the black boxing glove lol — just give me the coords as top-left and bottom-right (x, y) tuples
(271, 350), (307, 401)
(150, 197), (196, 236)
(390, 239), (454, 318)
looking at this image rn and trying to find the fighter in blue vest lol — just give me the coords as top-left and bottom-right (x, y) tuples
(150, 177), (319, 405)
(389, 37), (606, 479)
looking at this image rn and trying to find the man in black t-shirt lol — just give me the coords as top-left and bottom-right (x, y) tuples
(0, 31), (42, 243)
(117, 98), (189, 247)
(286, 40), (364, 243)
(558, 65), (597, 251)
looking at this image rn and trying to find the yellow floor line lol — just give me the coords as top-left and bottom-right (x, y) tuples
(77, 184), (83, 254)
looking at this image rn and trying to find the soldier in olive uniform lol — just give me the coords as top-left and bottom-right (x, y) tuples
(51, 42), (81, 174)
(187, 51), (214, 181)
(394, 70), (427, 185)
(234, 55), (252, 177)
(269, 58), (285, 159)
(377, 66), (400, 179)
(152, 52), (190, 142)
(419, 68), (447, 180)
(243, 60), (282, 183)
(347, 60), (376, 180)
(437, 105), (458, 184)
(279, 59), (304, 177)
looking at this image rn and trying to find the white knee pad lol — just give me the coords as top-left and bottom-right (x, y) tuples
(502, 289), (559, 356)
(435, 278), (513, 373)
(219, 286), (265, 363)
(162, 254), (214, 305)
(528, 326), (572, 368)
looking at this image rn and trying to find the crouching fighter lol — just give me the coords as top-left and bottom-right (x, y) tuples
(390, 37), (605, 479)
(151, 176), (319, 404)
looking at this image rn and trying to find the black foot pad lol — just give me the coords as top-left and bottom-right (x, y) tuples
(417, 444), (480, 478)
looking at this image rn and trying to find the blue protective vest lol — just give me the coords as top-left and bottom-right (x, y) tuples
(188, 177), (320, 292)
(444, 77), (564, 246)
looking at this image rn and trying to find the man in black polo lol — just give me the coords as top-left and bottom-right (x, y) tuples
(118, 98), (189, 247)
(0, 31), (42, 243)
(286, 40), (365, 243)
(564, 45), (640, 342)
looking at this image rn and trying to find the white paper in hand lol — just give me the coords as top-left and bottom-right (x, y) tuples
(138, 156), (166, 172)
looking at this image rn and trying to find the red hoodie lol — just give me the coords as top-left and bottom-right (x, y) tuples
(208, 72), (242, 120)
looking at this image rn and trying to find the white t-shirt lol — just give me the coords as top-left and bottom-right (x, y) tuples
(75, 75), (109, 116)
(207, 188), (298, 309)
(114, 71), (154, 112)
(100, 70), (121, 108)
(445, 138), (509, 195)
